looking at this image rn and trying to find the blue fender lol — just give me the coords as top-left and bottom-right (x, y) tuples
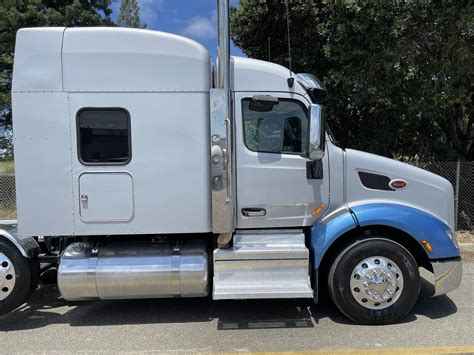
(310, 204), (460, 268)
(351, 203), (459, 260)
(310, 210), (358, 267)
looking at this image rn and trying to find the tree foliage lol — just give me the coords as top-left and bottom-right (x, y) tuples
(0, 0), (114, 121)
(0, 0), (114, 157)
(231, 0), (473, 161)
(117, 0), (146, 28)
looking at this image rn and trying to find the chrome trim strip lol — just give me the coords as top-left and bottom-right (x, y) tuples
(210, 89), (234, 233)
(432, 259), (462, 297)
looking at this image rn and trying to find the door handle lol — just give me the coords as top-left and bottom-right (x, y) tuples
(241, 208), (266, 217)
(80, 194), (88, 202)
(224, 117), (232, 203)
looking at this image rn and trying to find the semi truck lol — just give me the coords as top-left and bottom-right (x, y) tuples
(0, 0), (462, 324)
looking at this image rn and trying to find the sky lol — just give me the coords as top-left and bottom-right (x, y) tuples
(110, 0), (245, 59)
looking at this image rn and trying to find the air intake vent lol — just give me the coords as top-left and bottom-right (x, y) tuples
(358, 171), (395, 191)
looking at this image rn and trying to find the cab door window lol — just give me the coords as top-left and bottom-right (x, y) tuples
(242, 98), (308, 154)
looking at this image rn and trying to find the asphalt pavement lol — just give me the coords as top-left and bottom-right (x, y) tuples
(0, 261), (473, 353)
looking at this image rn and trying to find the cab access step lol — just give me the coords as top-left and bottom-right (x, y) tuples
(213, 230), (313, 299)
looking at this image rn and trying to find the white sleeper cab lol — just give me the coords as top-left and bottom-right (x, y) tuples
(0, 0), (461, 325)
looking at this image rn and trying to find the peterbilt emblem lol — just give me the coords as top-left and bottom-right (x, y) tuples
(389, 179), (407, 190)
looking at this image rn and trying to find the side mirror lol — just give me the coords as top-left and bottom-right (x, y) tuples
(309, 104), (326, 160)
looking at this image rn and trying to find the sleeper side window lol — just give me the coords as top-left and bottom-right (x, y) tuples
(242, 98), (308, 155)
(77, 108), (131, 165)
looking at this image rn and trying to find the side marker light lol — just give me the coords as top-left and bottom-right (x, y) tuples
(311, 204), (325, 217)
(421, 240), (433, 253)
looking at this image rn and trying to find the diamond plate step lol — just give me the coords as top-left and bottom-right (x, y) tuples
(214, 280), (313, 300)
(233, 229), (305, 247)
(214, 246), (308, 260)
(213, 229), (314, 300)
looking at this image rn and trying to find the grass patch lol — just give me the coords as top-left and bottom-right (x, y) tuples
(0, 160), (14, 173)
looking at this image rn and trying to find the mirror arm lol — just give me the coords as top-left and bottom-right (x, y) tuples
(307, 160), (323, 179)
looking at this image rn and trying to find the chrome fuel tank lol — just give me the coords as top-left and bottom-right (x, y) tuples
(58, 241), (209, 301)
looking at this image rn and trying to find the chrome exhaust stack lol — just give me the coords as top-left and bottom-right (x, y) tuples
(216, 0), (230, 91)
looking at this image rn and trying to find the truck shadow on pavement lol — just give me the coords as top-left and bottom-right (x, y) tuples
(0, 277), (457, 332)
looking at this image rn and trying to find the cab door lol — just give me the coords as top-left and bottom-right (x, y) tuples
(235, 92), (329, 229)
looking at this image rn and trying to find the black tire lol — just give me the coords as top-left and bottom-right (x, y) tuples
(328, 237), (420, 325)
(0, 239), (39, 315)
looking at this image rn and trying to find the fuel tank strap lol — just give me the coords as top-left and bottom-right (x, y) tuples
(171, 246), (181, 296)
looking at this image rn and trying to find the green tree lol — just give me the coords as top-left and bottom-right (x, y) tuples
(231, 0), (473, 161)
(117, 0), (146, 28)
(0, 0), (115, 156)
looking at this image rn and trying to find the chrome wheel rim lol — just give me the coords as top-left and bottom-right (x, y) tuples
(0, 253), (16, 301)
(350, 256), (404, 310)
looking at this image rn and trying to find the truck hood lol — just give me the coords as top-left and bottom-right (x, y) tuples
(344, 149), (455, 230)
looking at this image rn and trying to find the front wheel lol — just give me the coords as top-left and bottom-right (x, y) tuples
(0, 240), (39, 315)
(328, 237), (420, 325)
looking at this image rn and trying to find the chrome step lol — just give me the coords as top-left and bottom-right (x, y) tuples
(213, 229), (313, 300)
(214, 281), (313, 299)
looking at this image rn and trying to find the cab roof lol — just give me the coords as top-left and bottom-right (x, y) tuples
(231, 56), (307, 96)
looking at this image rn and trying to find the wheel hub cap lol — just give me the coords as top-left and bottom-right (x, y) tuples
(0, 253), (16, 301)
(350, 256), (404, 310)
